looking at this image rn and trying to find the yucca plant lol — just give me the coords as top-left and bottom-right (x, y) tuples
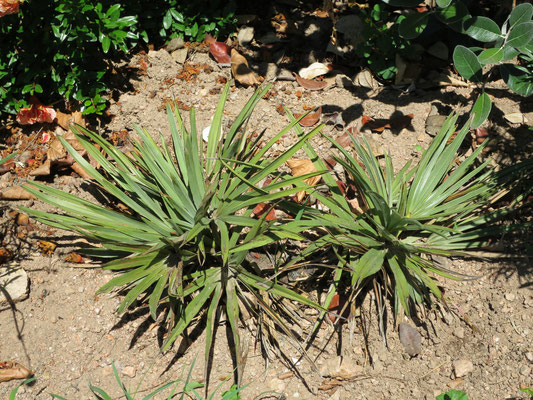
(22, 84), (327, 384)
(290, 111), (531, 320)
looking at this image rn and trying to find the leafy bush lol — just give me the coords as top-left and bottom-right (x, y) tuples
(0, 0), (236, 117)
(391, 1), (532, 102)
(355, 3), (413, 80)
(22, 84), (325, 383)
(0, 0), (140, 115)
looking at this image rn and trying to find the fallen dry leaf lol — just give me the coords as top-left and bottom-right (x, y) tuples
(38, 240), (57, 255)
(504, 112), (528, 124)
(294, 107), (322, 127)
(0, 186), (36, 200)
(55, 111), (85, 131)
(361, 114), (414, 133)
(294, 74), (328, 91)
(65, 252), (84, 263)
(353, 68), (378, 90)
(252, 202), (276, 221)
(0, 361), (32, 383)
(209, 41), (231, 63)
(231, 49), (261, 86)
(286, 159), (321, 202)
(298, 62), (329, 80)
(336, 132), (353, 149)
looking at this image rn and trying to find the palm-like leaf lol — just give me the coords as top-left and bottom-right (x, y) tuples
(293, 111), (530, 316)
(22, 84), (327, 384)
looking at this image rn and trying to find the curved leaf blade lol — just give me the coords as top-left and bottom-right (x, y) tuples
(478, 47), (504, 64)
(509, 3), (533, 29)
(507, 22), (533, 50)
(470, 92), (492, 129)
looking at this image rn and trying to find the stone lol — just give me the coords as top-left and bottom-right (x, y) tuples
(519, 365), (531, 376)
(453, 359), (474, 378)
(122, 366), (136, 378)
(166, 37), (185, 53)
(453, 326), (465, 339)
(505, 293), (516, 301)
(0, 265), (29, 308)
(525, 352), (533, 362)
(399, 323), (422, 356)
(268, 377), (286, 393)
(237, 26), (254, 47)
(171, 48), (188, 64)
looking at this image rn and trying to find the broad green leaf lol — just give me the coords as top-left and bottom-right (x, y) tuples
(380, 0), (421, 6)
(470, 92), (492, 129)
(399, 12), (429, 39)
(500, 64), (533, 96)
(477, 47), (504, 64)
(435, 1), (471, 32)
(507, 22), (533, 50)
(509, 3), (533, 29)
(453, 45), (483, 82)
(464, 17), (502, 42)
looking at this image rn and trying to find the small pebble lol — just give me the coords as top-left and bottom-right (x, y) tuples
(122, 366), (136, 378)
(526, 352), (533, 362)
(505, 293), (516, 301)
(453, 359), (474, 378)
(453, 326), (465, 339)
(519, 365), (531, 376)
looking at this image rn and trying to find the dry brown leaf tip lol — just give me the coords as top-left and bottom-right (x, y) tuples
(0, 361), (33, 383)
(286, 159), (321, 202)
(230, 49), (261, 86)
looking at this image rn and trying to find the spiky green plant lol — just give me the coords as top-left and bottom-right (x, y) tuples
(291, 111), (531, 318)
(22, 84), (326, 383)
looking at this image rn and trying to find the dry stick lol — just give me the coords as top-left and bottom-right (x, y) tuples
(418, 360), (450, 380)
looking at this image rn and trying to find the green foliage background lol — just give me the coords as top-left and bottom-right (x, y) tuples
(0, 0), (236, 116)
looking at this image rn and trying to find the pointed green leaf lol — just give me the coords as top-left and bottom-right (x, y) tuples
(509, 3), (533, 29)
(507, 22), (533, 50)
(470, 92), (492, 129)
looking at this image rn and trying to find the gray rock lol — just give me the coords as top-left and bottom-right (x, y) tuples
(0, 265), (29, 308)
(237, 26), (254, 47)
(399, 322), (422, 356)
(453, 359), (474, 377)
(166, 37), (185, 53)
(171, 48), (188, 64)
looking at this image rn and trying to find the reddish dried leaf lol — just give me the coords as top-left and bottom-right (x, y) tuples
(275, 104), (284, 115)
(294, 107), (322, 127)
(0, 0), (19, 17)
(0, 247), (13, 264)
(294, 74), (328, 90)
(253, 203), (276, 220)
(38, 240), (56, 255)
(286, 159), (321, 202)
(204, 33), (216, 45)
(0, 186), (36, 200)
(328, 293), (340, 323)
(65, 252), (84, 263)
(336, 132), (352, 148)
(209, 41), (231, 63)
(336, 180), (347, 195)
(55, 111), (85, 131)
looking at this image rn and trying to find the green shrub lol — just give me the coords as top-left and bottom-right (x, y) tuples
(0, 0), (236, 117)
(22, 84), (325, 383)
